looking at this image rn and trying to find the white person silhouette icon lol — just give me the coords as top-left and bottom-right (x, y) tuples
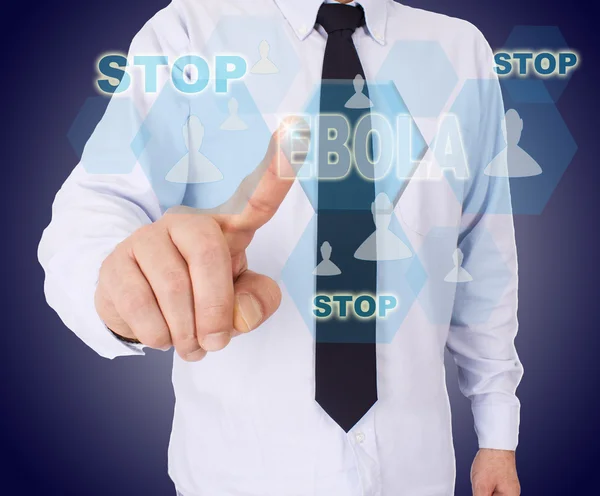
(485, 108), (542, 178)
(354, 192), (412, 261)
(166, 115), (223, 184)
(250, 40), (279, 75)
(220, 98), (248, 131)
(344, 74), (373, 109)
(444, 248), (473, 283)
(313, 241), (342, 276)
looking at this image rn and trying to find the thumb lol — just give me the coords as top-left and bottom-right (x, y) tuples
(232, 270), (282, 333)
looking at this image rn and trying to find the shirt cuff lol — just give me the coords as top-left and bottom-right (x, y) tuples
(43, 264), (146, 359)
(472, 401), (520, 451)
(79, 284), (147, 359)
(104, 323), (147, 355)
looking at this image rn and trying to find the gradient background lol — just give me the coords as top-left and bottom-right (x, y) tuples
(2, 0), (598, 494)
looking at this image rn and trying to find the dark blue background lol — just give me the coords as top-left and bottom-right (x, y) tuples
(2, 0), (598, 494)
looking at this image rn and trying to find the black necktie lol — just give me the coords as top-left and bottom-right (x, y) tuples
(315, 3), (378, 432)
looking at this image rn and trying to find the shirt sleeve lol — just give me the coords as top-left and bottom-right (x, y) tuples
(38, 1), (190, 359)
(445, 30), (524, 451)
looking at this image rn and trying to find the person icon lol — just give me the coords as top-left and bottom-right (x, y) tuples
(166, 115), (223, 184)
(354, 193), (412, 261)
(344, 74), (373, 109)
(444, 248), (473, 283)
(220, 98), (248, 131)
(484, 108), (542, 178)
(313, 241), (342, 276)
(250, 40), (279, 75)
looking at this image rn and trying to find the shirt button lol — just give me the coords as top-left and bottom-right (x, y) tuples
(355, 432), (366, 444)
(298, 25), (307, 35)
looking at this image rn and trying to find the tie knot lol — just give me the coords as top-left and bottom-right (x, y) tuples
(317, 3), (366, 35)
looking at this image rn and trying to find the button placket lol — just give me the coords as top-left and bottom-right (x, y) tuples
(348, 416), (383, 496)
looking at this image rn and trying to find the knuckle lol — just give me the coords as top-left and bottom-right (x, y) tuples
(163, 206), (197, 223)
(198, 298), (231, 320)
(162, 268), (190, 295)
(100, 252), (114, 272)
(133, 223), (156, 244)
(120, 289), (154, 316)
(180, 213), (218, 233)
(247, 194), (275, 217)
(196, 243), (222, 266)
(131, 225), (164, 257)
(196, 299), (232, 334)
(194, 235), (228, 267)
(100, 248), (121, 278)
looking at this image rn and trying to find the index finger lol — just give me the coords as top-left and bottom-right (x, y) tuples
(214, 116), (310, 235)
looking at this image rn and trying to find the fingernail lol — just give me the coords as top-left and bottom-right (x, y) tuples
(236, 293), (263, 332)
(200, 332), (231, 352)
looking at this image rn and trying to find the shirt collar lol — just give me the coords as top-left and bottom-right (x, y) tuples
(273, 0), (388, 45)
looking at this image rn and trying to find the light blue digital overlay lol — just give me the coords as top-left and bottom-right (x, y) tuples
(415, 226), (512, 327)
(431, 78), (511, 216)
(70, 96), (144, 175)
(132, 82), (272, 213)
(281, 214), (427, 344)
(431, 77), (576, 215)
(498, 81), (577, 215)
(203, 16), (301, 113)
(376, 40), (458, 118)
(297, 80), (428, 212)
(500, 26), (576, 103)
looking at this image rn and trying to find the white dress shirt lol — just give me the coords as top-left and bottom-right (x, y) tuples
(38, 0), (523, 495)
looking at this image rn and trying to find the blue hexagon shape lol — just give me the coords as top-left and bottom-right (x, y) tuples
(133, 82), (272, 213)
(67, 96), (108, 158)
(429, 78), (509, 216)
(499, 82), (577, 214)
(416, 226), (512, 327)
(68, 95), (142, 174)
(439, 78), (577, 215)
(297, 80), (428, 212)
(376, 40), (458, 118)
(204, 16), (301, 114)
(501, 26), (575, 104)
(281, 214), (427, 344)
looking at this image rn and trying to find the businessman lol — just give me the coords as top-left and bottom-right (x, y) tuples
(39, 0), (523, 494)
